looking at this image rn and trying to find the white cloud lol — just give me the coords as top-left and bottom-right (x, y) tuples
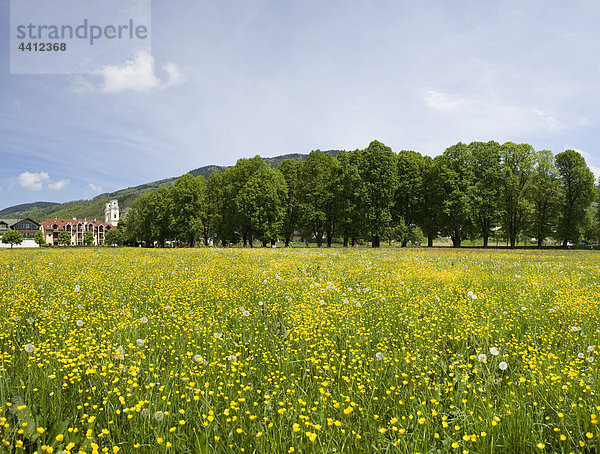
(74, 51), (185, 94)
(423, 90), (465, 112)
(88, 183), (103, 193)
(88, 183), (102, 194)
(18, 171), (49, 191)
(48, 179), (70, 190)
(422, 89), (585, 137)
(162, 62), (186, 88)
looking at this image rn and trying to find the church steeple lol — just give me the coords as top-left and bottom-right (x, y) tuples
(104, 199), (120, 226)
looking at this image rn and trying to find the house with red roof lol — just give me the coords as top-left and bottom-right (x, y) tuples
(40, 218), (113, 246)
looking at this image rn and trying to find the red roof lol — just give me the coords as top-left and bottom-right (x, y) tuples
(41, 219), (112, 230)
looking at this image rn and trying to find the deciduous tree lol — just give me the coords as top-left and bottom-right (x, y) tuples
(58, 230), (71, 246)
(1, 230), (23, 248)
(357, 141), (398, 247)
(34, 230), (45, 246)
(170, 173), (207, 247)
(297, 150), (339, 247)
(500, 142), (534, 248)
(104, 229), (123, 246)
(436, 143), (473, 247)
(469, 141), (501, 247)
(555, 149), (595, 248)
(278, 159), (301, 247)
(236, 166), (287, 247)
(528, 150), (560, 247)
(83, 231), (94, 246)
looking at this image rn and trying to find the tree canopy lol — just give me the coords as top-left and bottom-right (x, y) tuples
(1, 230), (23, 248)
(120, 142), (600, 249)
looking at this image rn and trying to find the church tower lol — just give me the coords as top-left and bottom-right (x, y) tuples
(105, 199), (120, 226)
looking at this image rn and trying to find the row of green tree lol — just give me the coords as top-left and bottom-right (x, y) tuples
(119, 140), (599, 248)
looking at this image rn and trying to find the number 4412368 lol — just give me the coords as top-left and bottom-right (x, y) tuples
(18, 42), (67, 51)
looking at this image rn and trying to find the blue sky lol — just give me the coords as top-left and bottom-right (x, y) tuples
(2, 0), (600, 209)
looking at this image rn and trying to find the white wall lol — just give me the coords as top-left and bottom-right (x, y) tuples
(0, 238), (39, 248)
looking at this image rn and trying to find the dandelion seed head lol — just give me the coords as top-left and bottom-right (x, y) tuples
(115, 347), (125, 360)
(193, 354), (206, 364)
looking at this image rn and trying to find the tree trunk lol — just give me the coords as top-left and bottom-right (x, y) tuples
(562, 238), (568, 249)
(372, 235), (380, 248)
(351, 238), (356, 247)
(316, 235), (323, 248)
(451, 236), (461, 248)
(249, 232), (253, 248)
(243, 231), (247, 247)
(510, 236), (516, 249)
(343, 236), (348, 247)
(203, 227), (210, 246)
(401, 240), (408, 248)
(427, 237), (433, 247)
(537, 238), (543, 248)
(285, 236), (290, 247)
(326, 234), (333, 247)
(483, 236), (488, 248)
(262, 239), (267, 247)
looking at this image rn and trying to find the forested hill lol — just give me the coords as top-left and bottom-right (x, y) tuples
(1, 151), (339, 222)
(0, 201), (59, 216)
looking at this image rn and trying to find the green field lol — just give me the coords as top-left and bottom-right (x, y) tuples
(0, 248), (599, 453)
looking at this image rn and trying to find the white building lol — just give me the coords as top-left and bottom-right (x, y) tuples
(104, 199), (120, 227)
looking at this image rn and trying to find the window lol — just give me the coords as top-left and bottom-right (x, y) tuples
(14, 220), (38, 230)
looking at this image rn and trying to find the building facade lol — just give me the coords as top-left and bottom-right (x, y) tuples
(40, 218), (113, 246)
(105, 199), (120, 227)
(0, 218), (40, 248)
